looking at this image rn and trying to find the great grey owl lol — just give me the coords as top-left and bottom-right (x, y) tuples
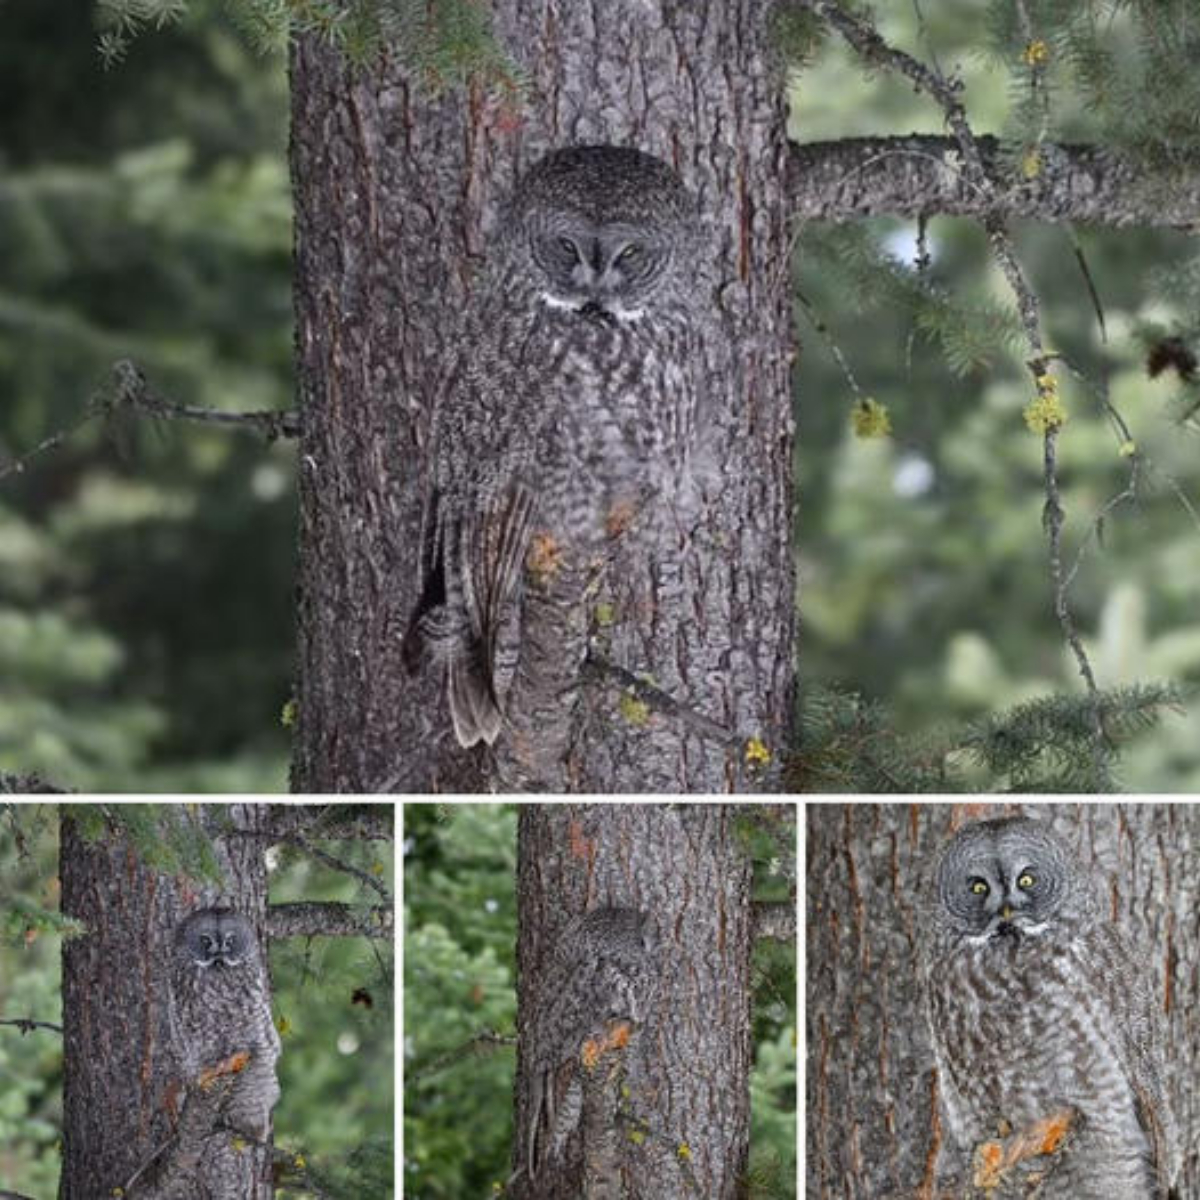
(169, 907), (281, 1143)
(920, 817), (1177, 1198)
(403, 144), (705, 748)
(525, 906), (659, 1180)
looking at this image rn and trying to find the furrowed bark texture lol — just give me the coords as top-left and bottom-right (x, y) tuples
(789, 136), (1200, 227)
(59, 805), (274, 1200)
(805, 802), (1200, 1200)
(515, 804), (755, 1199)
(289, 0), (795, 792)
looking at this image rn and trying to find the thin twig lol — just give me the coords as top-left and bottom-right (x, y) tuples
(408, 1029), (517, 1083)
(0, 1016), (63, 1035)
(0, 359), (299, 486)
(281, 833), (392, 904)
(583, 655), (741, 749)
(109, 359), (301, 440)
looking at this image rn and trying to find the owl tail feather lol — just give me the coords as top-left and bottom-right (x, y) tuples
(448, 656), (503, 747)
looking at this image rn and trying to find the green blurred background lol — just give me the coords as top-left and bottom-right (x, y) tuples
(1, 3), (1197, 790)
(403, 804), (797, 1198)
(0, 804), (394, 1196)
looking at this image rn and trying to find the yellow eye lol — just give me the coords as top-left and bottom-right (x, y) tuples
(616, 242), (643, 264)
(1017, 872), (1035, 889)
(969, 878), (989, 896)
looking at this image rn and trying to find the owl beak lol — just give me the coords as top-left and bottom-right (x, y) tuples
(999, 904), (1014, 920)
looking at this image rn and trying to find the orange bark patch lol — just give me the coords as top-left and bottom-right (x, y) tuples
(527, 532), (563, 584)
(972, 1109), (1074, 1190)
(604, 500), (638, 538)
(199, 1050), (250, 1091)
(973, 1140), (1005, 1189)
(1030, 1110), (1072, 1156)
(580, 1020), (633, 1070)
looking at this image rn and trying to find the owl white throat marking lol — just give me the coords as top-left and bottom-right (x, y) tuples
(539, 291), (645, 323)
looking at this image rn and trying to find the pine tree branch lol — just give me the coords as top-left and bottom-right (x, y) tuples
(787, 136), (1200, 228)
(795, 0), (1106, 750)
(266, 900), (392, 940)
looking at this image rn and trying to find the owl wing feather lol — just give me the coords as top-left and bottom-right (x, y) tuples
(1074, 922), (1177, 1198)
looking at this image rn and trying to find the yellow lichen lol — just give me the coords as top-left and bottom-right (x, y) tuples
(1022, 39), (1049, 67)
(619, 692), (651, 727)
(851, 397), (892, 439)
(1023, 372), (1066, 434)
(745, 736), (772, 768)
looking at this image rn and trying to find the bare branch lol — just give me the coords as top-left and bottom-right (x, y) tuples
(788, 136), (1200, 228)
(408, 1028), (517, 1083)
(0, 772), (71, 795)
(109, 359), (300, 440)
(583, 655), (741, 748)
(263, 804), (394, 842)
(751, 901), (796, 943)
(0, 359), (297, 487)
(266, 900), (392, 940)
(281, 833), (392, 904)
(0, 1015), (63, 1035)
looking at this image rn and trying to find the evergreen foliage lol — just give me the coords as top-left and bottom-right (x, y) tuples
(788, 681), (1185, 792)
(98, 0), (523, 92)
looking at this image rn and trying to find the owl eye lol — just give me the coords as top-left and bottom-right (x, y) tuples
(968, 878), (989, 896)
(615, 242), (643, 265)
(556, 236), (580, 261)
(1017, 872), (1036, 889)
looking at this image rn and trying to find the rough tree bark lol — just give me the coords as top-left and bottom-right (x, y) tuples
(59, 804), (274, 1200)
(512, 803), (759, 1200)
(805, 802), (1200, 1200)
(289, 0), (796, 793)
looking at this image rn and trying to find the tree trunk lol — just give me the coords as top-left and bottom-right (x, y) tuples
(289, 0), (795, 793)
(805, 802), (1200, 1199)
(513, 803), (755, 1199)
(59, 804), (274, 1200)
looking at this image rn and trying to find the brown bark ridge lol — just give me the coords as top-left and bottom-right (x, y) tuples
(513, 804), (756, 1200)
(789, 135), (1200, 228)
(289, 0), (796, 792)
(59, 805), (274, 1200)
(805, 802), (1200, 1200)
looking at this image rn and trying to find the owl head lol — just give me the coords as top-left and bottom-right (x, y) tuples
(505, 144), (698, 322)
(175, 907), (256, 970)
(932, 817), (1093, 946)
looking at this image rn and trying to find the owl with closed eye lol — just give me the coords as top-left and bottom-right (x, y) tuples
(920, 817), (1177, 1199)
(169, 907), (281, 1143)
(403, 144), (707, 754)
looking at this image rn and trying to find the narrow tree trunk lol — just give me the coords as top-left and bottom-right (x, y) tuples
(514, 804), (755, 1199)
(59, 804), (274, 1200)
(805, 802), (1200, 1199)
(289, 0), (795, 793)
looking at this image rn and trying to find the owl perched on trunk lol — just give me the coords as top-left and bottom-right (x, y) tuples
(920, 817), (1178, 1199)
(403, 144), (706, 749)
(524, 907), (659, 1181)
(169, 907), (281, 1143)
